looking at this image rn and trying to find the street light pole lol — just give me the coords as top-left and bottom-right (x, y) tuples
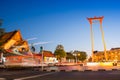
(73, 53), (81, 64)
(76, 55), (77, 64)
(73, 54), (77, 64)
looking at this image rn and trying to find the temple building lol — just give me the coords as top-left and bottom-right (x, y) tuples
(0, 29), (58, 66)
(93, 48), (120, 62)
(0, 30), (29, 52)
(43, 50), (58, 64)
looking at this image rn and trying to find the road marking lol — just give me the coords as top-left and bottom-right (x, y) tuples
(0, 78), (6, 80)
(14, 72), (57, 80)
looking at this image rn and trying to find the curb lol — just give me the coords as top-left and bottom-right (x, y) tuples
(39, 69), (120, 72)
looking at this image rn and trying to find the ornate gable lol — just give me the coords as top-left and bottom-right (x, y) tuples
(0, 30), (29, 51)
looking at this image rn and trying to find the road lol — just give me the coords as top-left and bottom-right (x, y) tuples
(0, 70), (120, 80)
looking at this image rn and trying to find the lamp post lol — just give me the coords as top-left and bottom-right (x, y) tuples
(73, 52), (81, 64)
(75, 54), (77, 64)
(73, 53), (77, 64)
(77, 53), (80, 62)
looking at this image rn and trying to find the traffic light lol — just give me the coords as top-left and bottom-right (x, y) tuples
(40, 46), (43, 52)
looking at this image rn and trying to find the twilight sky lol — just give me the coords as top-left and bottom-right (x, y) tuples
(0, 0), (120, 56)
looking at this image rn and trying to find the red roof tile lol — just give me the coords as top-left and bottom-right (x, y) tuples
(43, 50), (54, 57)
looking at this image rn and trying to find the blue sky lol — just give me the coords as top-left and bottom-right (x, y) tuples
(0, 0), (120, 56)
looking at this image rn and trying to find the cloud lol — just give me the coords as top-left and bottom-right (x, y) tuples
(26, 37), (37, 41)
(29, 41), (53, 46)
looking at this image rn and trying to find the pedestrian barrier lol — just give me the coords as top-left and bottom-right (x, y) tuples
(41, 65), (120, 72)
(112, 69), (118, 71)
(50, 70), (56, 72)
(72, 70), (79, 72)
(84, 70), (92, 71)
(2, 65), (120, 72)
(60, 70), (66, 72)
(43, 69), (47, 71)
(98, 69), (106, 71)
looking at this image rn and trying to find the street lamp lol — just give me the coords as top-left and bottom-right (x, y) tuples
(73, 53), (77, 64)
(77, 53), (80, 62)
(73, 53), (80, 64)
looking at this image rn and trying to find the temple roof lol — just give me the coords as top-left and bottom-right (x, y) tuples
(33, 50), (54, 57)
(0, 30), (29, 50)
(43, 50), (54, 57)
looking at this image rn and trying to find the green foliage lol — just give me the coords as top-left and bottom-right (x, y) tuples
(78, 51), (87, 61)
(54, 44), (66, 62)
(73, 50), (87, 62)
(66, 52), (74, 59)
(54, 49), (66, 59)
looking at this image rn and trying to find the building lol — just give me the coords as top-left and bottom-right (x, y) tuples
(41, 50), (58, 64)
(5, 51), (57, 66)
(0, 30), (57, 66)
(93, 48), (120, 62)
(0, 30), (29, 52)
(5, 54), (41, 66)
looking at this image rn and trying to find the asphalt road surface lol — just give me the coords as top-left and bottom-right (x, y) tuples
(0, 70), (120, 80)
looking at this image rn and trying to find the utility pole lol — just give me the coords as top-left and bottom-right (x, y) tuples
(40, 46), (44, 71)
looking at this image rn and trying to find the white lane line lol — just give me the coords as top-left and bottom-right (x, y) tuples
(0, 78), (6, 80)
(14, 72), (57, 80)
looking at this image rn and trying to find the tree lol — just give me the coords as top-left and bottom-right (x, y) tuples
(54, 44), (66, 63)
(66, 52), (74, 59)
(73, 50), (87, 62)
(78, 51), (87, 62)
(88, 56), (92, 62)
